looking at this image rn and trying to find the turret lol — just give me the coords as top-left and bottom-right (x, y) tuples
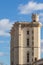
(32, 14), (39, 22)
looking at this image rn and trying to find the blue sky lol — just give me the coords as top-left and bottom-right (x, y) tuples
(0, 0), (43, 65)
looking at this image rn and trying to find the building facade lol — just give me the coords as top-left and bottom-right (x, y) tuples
(10, 14), (41, 65)
(33, 59), (43, 65)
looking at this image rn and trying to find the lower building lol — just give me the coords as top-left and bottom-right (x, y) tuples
(33, 59), (43, 65)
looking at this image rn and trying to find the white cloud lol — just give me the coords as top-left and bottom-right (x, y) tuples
(37, 13), (43, 23)
(0, 19), (14, 36)
(41, 39), (43, 43)
(3, 47), (10, 50)
(41, 39), (43, 48)
(40, 17), (43, 23)
(41, 49), (43, 53)
(0, 30), (10, 36)
(39, 13), (43, 17)
(18, 1), (43, 14)
(0, 52), (8, 56)
(40, 39), (43, 53)
(0, 40), (9, 44)
(0, 41), (5, 43)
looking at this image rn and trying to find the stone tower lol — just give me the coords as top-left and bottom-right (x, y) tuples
(10, 14), (41, 65)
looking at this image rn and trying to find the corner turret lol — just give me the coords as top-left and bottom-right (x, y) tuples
(32, 14), (39, 22)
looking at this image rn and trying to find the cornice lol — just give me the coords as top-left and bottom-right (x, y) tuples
(10, 21), (41, 34)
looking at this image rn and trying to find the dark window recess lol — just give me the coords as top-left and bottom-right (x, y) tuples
(11, 62), (13, 65)
(27, 31), (29, 34)
(27, 64), (30, 65)
(33, 20), (36, 22)
(27, 52), (29, 62)
(35, 57), (37, 61)
(27, 39), (29, 46)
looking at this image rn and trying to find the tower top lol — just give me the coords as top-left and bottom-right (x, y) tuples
(32, 14), (39, 22)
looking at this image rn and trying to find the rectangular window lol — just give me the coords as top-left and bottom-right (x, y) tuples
(27, 52), (29, 62)
(27, 31), (29, 35)
(27, 39), (29, 46)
